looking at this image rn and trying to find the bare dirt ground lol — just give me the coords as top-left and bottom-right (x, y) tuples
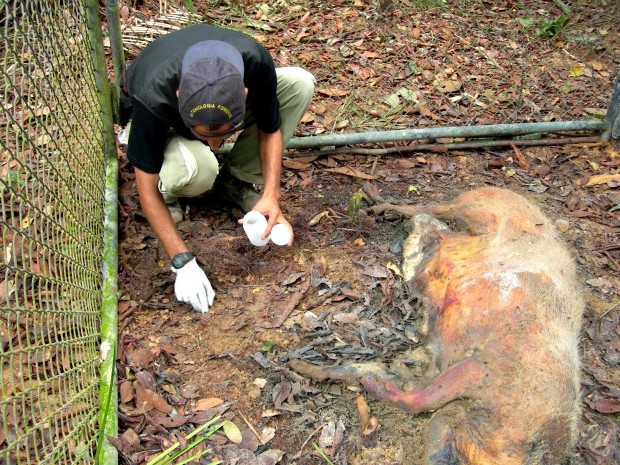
(110, 1), (619, 464)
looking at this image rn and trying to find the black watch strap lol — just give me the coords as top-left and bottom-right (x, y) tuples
(171, 252), (194, 269)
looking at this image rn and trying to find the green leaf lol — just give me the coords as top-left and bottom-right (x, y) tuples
(383, 93), (401, 108)
(261, 340), (277, 352)
(398, 88), (418, 103)
(528, 179), (548, 193)
(559, 84), (571, 94)
(348, 191), (364, 221)
(223, 420), (243, 444)
(183, 0), (195, 13)
(537, 13), (570, 39)
(257, 4), (271, 15)
(407, 185), (421, 196)
(518, 17), (536, 28)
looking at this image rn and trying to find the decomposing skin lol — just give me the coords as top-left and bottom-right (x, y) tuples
(290, 188), (584, 465)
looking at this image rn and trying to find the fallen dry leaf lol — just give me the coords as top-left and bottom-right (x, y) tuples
(585, 397), (620, 414)
(584, 173), (620, 187)
(360, 265), (389, 278)
(240, 428), (260, 452)
(309, 210), (330, 226)
(272, 380), (292, 408)
(356, 395), (379, 447)
(317, 88), (350, 97)
(324, 166), (378, 180)
(260, 426), (276, 444)
(119, 379), (134, 403)
(434, 78), (462, 93)
(510, 143), (531, 170)
(192, 397), (224, 411)
(125, 348), (155, 369)
(120, 428), (141, 450)
(259, 276), (312, 328)
(134, 383), (173, 414)
(155, 415), (190, 428)
(253, 449), (284, 465)
(318, 420), (346, 457)
(282, 159), (312, 170)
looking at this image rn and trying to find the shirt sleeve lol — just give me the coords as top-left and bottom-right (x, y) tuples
(126, 100), (170, 174)
(246, 50), (281, 134)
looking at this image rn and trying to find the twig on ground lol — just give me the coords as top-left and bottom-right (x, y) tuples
(298, 424), (323, 454)
(238, 411), (265, 445)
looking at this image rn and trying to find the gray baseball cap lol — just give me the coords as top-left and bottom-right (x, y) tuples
(178, 40), (245, 128)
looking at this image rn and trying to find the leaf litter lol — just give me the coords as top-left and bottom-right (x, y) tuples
(111, 0), (620, 464)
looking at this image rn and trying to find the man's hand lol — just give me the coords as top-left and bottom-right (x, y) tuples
(245, 196), (294, 245)
(171, 258), (215, 313)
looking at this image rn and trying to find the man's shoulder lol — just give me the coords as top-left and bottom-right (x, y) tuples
(160, 24), (252, 46)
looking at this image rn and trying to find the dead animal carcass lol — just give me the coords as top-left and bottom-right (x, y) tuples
(291, 188), (584, 464)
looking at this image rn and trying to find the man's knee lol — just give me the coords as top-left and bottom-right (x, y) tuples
(159, 136), (219, 199)
(276, 67), (316, 103)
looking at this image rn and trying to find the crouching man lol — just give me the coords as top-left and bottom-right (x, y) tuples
(122, 24), (315, 313)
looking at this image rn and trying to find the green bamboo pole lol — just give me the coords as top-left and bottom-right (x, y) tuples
(84, 0), (119, 464)
(105, 0), (126, 121)
(284, 120), (607, 150)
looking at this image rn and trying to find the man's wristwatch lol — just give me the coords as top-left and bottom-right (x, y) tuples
(171, 252), (194, 270)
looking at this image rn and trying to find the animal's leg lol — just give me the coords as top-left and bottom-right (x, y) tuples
(360, 357), (490, 415)
(366, 202), (419, 217)
(289, 359), (397, 384)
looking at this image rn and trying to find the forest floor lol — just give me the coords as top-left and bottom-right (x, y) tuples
(109, 1), (619, 464)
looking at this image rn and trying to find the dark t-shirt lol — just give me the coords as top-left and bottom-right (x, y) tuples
(125, 25), (281, 173)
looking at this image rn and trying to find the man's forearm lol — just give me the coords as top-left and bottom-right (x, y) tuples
(135, 169), (189, 259)
(143, 197), (189, 258)
(258, 129), (283, 200)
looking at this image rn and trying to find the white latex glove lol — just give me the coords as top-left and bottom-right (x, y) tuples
(171, 258), (215, 313)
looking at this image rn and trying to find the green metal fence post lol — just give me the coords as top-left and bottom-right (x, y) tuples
(83, 0), (119, 464)
(105, 0), (125, 122)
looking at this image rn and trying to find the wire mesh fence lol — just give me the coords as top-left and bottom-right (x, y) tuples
(1, 0), (115, 463)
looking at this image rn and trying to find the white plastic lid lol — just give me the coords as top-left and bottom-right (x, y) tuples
(270, 224), (292, 246)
